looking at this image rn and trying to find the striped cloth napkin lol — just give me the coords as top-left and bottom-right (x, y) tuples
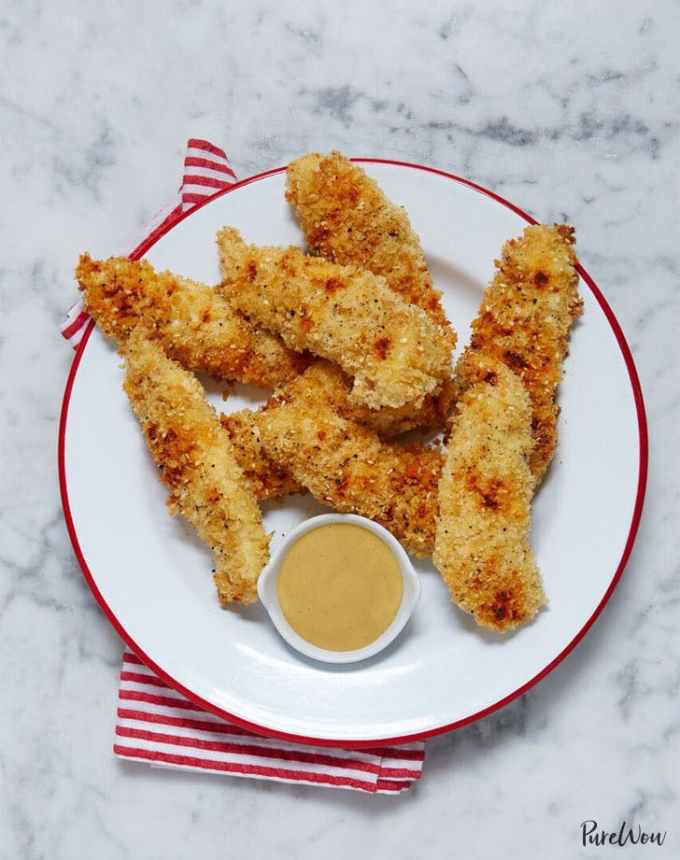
(62, 138), (425, 794)
(117, 651), (424, 793)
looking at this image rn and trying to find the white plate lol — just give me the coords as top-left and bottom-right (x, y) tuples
(59, 160), (647, 746)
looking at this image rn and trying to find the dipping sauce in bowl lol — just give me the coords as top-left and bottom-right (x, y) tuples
(277, 523), (404, 652)
(257, 513), (421, 664)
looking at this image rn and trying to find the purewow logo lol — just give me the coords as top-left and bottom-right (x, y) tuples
(581, 820), (668, 848)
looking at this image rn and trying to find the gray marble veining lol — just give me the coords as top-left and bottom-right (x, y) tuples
(1, 1), (678, 857)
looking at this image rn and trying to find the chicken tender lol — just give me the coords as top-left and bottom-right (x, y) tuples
(76, 254), (308, 388)
(256, 367), (443, 556)
(306, 362), (456, 438)
(123, 330), (269, 605)
(456, 224), (582, 481)
(434, 355), (545, 632)
(286, 151), (451, 334)
(277, 360), (454, 438)
(217, 227), (454, 410)
(220, 361), (450, 504)
(220, 409), (302, 500)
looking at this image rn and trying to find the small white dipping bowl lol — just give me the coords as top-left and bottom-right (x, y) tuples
(257, 513), (421, 665)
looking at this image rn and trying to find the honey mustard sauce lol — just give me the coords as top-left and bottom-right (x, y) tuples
(277, 523), (404, 651)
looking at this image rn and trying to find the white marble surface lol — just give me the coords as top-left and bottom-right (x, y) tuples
(1, 1), (678, 857)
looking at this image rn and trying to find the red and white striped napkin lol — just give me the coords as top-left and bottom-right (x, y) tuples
(62, 139), (425, 794)
(116, 652), (424, 793)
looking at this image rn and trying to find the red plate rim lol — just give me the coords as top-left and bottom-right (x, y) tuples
(58, 158), (648, 749)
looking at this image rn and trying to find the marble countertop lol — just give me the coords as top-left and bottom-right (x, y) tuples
(2, 1), (678, 857)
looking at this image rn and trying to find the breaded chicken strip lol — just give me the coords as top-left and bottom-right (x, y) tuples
(123, 330), (269, 605)
(456, 224), (582, 481)
(220, 363), (454, 508)
(304, 362), (456, 438)
(434, 355), (545, 632)
(76, 254), (308, 388)
(256, 367), (443, 556)
(219, 409), (303, 501)
(220, 361), (449, 503)
(217, 228), (454, 410)
(278, 361), (454, 438)
(286, 151), (451, 334)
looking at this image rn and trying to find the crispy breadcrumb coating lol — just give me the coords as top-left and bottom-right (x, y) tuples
(217, 227), (454, 410)
(123, 330), (269, 605)
(434, 355), (545, 632)
(276, 360), (455, 438)
(219, 409), (303, 500)
(286, 151), (451, 335)
(76, 253), (308, 388)
(302, 362), (456, 438)
(359, 380), (457, 437)
(455, 224), (582, 481)
(220, 361), (450, 503)
(256, 366), (443, 556)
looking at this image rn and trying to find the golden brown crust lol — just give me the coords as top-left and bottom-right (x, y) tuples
(219, 361), (452, 505)
(434, 355), (545, 632)
(286, 151), (451, 334)
(255, 364), (443, 556)
(358, 380), (457, 437)
(455, 224), (582, 481)
(282, 361), (456, 438)
(216, 227), (454, 410)
(76, 253), (308, 388)
(122, 331), (269, 605)
(220, 409), (303, 500)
